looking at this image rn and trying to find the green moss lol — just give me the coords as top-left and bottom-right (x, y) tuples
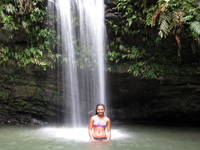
(0, 91), (10, 100)
(14, 86), (43, 98)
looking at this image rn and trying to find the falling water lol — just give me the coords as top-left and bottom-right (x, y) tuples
(48, 0), (106, 126)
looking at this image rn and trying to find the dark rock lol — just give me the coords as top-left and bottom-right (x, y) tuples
(108, 72), (200, 125)
(0, 66), (63, 126)
(1, 66), (200, 126)
(31, 118), (48, 126)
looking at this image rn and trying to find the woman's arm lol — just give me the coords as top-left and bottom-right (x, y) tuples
(88, 118), (94, 141)
(105, 118), (111, 141)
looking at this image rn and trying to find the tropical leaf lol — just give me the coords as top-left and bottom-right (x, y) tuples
(5, 4), (17, 14)
(159, 15), (171, 38)
(190, 21), (200, 35)
(182, 15), (193, 23)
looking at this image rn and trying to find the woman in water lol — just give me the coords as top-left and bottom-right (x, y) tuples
(88, 104), (111, 142)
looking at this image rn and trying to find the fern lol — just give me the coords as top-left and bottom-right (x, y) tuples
(5, 4), (17, 14)
(159, 15), (171, 38)
(190, 21), (200, 35)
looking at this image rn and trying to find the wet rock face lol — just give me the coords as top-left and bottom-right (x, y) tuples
(108, 73), (200, 124)
(0, 114), (48, 126)
(0, 67), (65, 125)
(0, 66), (200, 125)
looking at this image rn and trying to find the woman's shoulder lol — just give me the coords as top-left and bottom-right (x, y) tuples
(91, 115), (97, 120)
(104, 116), (110, 121)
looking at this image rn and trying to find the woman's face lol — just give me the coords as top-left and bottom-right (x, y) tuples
(96, 105), (105, 116)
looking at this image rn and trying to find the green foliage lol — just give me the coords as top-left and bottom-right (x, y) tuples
(0, 0), (199, 77)
(107, 0), (162, 78)
(107, 0), (200, 78)
(147, 0), (200, 39)
(0, 0), (58, 70)
(190, 21), (200, 35)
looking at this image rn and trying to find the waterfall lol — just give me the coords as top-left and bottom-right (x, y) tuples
(48, 0), (106, 126)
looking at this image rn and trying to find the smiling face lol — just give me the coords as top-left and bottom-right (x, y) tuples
(96, 105), (105, 116)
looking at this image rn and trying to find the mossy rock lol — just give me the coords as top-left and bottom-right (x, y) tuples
(0, 91), (10, 100)
(14, 86), (43, 98)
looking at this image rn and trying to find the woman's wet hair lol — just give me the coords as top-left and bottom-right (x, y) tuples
(96, 104), (105, 115)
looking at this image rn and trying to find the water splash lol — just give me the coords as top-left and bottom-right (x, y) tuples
(40, 127), (129, 142)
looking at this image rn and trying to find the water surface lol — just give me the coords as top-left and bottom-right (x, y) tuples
(0, 125), (199, 150)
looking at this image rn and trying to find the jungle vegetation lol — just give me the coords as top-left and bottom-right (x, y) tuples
(106, 0), (200, 78)
(0, 0), (200, 78)
(0, 0), (57, 70)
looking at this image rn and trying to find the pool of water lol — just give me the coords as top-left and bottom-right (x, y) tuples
(0, 124), (200, 150)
